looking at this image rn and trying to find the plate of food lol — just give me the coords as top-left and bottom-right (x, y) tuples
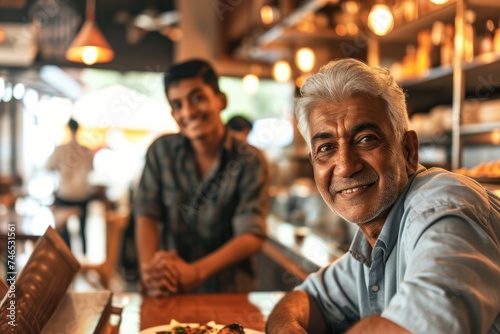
(140, 319), (264, 334)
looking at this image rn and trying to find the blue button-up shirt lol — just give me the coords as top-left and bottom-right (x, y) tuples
(298, 165), (500, 333)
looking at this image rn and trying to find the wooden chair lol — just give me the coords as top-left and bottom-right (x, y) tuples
(0, 278), (8, 298)
(0, 226), (80, 333)
(81, 208), (130, 290)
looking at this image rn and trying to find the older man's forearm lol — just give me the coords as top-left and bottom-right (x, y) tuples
(346, 316), (412, 334)
(266, 290), (311, 334)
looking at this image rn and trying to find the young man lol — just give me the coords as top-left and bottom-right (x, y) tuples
(134, 59), (270, 295)
(266, 58), (500, 333)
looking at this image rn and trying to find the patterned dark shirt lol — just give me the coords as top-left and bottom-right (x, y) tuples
(134, 129), (270, 292)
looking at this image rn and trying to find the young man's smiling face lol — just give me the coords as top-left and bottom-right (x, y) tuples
(167, 77), (226, 141)
(308, 94), (418, 226)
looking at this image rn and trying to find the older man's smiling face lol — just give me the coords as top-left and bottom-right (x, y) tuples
(308, 94), (418, 226)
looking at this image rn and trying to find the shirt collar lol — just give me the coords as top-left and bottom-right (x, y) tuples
(349, 164), (427, 267)
(178, 128), (234, 154)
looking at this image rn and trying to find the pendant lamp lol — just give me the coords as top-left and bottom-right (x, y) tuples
(66, 0), (114, 65)
(367, 3), (394, 36)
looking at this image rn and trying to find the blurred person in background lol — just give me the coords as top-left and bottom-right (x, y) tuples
(266, 58), (500, 333)
(134, 59), (270, 295)
(227, 115), (253, 142)
(46, 118), (95, 255)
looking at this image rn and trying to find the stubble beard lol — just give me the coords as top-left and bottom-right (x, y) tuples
(327, 169), (405, 227)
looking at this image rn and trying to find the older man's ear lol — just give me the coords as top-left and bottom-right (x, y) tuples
(403, 130), (419, 176)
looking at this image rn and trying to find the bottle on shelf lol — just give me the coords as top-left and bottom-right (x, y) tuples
(402, 0), (418, 23)
(402, 44), (417, 77)
(464, 10), (476, 62)
(430, 21), (444, 68)
(494, 19), (500, 52)
(479, 19), (494, 54)
(416, 29), (431, 73)
(440, 23), (454, 66)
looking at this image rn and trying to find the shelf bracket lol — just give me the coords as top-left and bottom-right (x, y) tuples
(451, 0), (466, 170)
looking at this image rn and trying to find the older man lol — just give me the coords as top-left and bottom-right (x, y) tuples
(266, 58), (500, 334)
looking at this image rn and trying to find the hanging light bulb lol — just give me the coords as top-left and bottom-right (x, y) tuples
(367, 4), (394, 36)
(260, 5), (279, 26)
(295, 48), (315, 72)
(13, 83), (26, 100)
(243, 74), (259, 95)
(273, 61), (291, 82)
(429, 0), (449, 4)
(295, 74), (309, 89)
(0, 24), (5, 43)
(0, 78), (5, 99)
(343, 1), (360, 15)
(2, 82), (12, 102)
(66, 0), (114, 65)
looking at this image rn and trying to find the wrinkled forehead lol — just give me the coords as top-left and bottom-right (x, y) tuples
(307, 95), (391, 137)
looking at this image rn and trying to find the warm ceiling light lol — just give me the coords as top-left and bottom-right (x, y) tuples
(13, 83), (26, 100)
(243, 74), (259, 95)
(335, 24), (347, 36)
(260, 5), (277, 26)
(367, 4), (394, 36)
(429, 0), (449, 4)
(295, 74), (309, 89)
(343, 1), (360, 15)
(2, 82), (12, 102)
(295, 48), (315, 72)
(66, 0), (114, 65)
(346, 22), (359, 36)
(0, 78), (5, 98)
(273, 61), (291, 82)
(0, 25), (5, 43)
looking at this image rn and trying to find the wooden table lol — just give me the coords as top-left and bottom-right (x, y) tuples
(116, 291), (285, 333)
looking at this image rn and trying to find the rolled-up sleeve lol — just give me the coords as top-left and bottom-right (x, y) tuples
(232, 148), (270, 238)
(382, 215), (500, 334)
(296, 254), (361, 332)
(134, 142), (165, 220)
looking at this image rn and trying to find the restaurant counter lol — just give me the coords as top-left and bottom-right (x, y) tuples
(257, 215), (349, 290)
(115, 291), (285, 333)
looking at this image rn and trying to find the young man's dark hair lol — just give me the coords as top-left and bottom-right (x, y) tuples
(163, 59), (220, 93)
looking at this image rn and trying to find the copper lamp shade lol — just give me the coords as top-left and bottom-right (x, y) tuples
(0, 25), (5, 43)
(66, 20), (114, 65)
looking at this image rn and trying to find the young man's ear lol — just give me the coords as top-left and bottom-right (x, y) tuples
(218, 92), (228, 111)
(403, 130), (419, 175)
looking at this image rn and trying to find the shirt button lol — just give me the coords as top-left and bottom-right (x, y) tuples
(371, 285), (380, 292)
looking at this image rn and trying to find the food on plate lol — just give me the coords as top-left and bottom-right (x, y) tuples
(455, 159), (500, 179)
(156, 322), (245, 334)
(219, 323), (245, 334)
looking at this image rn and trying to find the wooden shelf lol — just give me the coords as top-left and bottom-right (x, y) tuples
(418, 131), (452, 145)
(379, 3), (457, 44)
(461, 122), (500, 135)
(258, 28), (356, 50)
(397, 50), (500, 114)
(255, 0), (333, 48)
